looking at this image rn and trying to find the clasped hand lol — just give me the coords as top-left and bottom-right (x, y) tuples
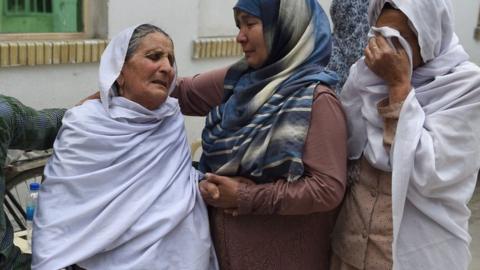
(199, 173), (255, 216)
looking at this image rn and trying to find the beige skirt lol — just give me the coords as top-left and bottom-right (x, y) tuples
(330, 157), (393, 270)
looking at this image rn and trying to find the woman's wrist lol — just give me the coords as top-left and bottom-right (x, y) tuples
(236, 182), (253, 215)
(388, 82), (411, 104)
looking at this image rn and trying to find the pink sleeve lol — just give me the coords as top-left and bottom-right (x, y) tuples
(171, 68), (228, 116)
(237, 85), (348, 215)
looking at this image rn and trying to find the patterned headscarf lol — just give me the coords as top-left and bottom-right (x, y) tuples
(326, 0), (370, 93)
(200, 0), (337, 183)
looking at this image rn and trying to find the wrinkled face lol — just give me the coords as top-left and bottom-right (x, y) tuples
(235, 10), (269, 69)
(117, 32), (175, 110)
(375, 8), (423, 69)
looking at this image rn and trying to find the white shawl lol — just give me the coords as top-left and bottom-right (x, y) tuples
(341, 0), (480, 269)
(32, 25), (217, 270)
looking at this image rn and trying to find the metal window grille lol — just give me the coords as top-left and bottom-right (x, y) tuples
(5, 0), (52, 15)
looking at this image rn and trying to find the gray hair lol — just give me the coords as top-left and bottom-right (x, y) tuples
(125, 24), (172, 61)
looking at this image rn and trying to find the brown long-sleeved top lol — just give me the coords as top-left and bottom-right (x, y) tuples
(172, 68), (348, 270)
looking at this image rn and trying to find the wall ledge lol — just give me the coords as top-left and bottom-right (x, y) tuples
(1, 37), (243, 67)
(0, 39), (108, 68)
(192, 37), (243, 59)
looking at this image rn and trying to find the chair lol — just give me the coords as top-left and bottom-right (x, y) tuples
(4, 151), (51, 253)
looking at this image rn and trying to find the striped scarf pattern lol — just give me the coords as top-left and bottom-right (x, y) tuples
(199, 0), (338, 183)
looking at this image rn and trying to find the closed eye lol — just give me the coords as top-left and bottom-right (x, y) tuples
(246, 20), (259, 28)
(146, 52), (163, 61)
(146, 51), (174, 65)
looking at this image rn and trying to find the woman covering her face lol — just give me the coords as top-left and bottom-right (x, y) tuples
(332, 0), (480, 269)
(31, 24), (218, 270)
(172, 0), (347, 269)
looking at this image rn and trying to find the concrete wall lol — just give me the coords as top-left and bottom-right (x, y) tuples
(452, 0), (480, 64)
(0, 63), (99, 109)
(0, 0), (479, 144)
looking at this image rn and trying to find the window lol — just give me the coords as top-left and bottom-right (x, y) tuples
(1, 0), (82, 34)
(5, 0), (53, 14)
(0, 0), (107, 67)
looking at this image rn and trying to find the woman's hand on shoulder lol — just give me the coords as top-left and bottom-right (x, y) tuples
(76, 91), (100, 106)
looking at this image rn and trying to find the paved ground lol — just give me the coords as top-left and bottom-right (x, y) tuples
(469, 186), (479, 270)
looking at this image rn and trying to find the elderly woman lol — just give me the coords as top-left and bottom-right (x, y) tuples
(172, 0), (347, 269)
(32, 24), (217, 270)
(331, 0), (480, 269)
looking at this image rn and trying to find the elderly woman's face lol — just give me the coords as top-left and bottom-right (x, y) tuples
(376, 8), (423, 69)
(235, 10), (268, 69)
(117, 32), (175, 110)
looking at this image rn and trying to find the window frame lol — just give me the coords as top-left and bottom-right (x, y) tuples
(0, 0), (93, 41)
(4, 0), (54, 15)
(0, 0), (108, 67)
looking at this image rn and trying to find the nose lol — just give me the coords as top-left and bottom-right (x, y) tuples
(236, 28), (247, 44)
(158, 57), (174, 75)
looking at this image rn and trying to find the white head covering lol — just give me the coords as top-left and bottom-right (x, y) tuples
(32, 25), (217, 270)
(368, 0), (456, 64)
(99, 25), (179, 122)
(341, 0), (480, 269)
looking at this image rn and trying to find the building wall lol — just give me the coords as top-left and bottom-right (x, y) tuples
(0, 0), (479, 144)
(452, 0), (480, 63)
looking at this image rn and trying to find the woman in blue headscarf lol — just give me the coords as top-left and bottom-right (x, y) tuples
(172, 0), (347, 269)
